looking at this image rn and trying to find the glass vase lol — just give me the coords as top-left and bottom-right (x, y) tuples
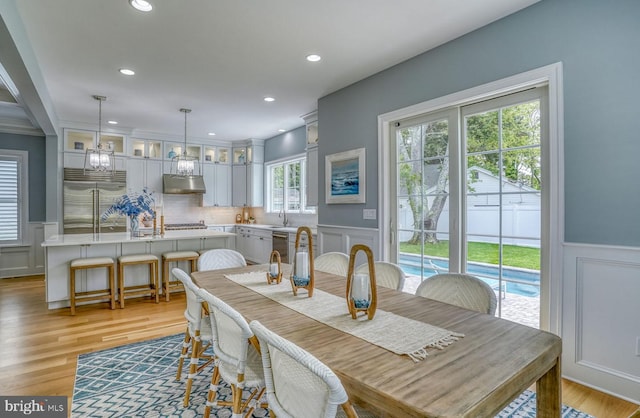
(129, 215), (140, 237)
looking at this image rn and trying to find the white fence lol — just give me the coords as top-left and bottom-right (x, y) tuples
(398, 200), (540, 248)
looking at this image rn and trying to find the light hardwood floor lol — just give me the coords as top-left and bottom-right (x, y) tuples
(0, 275), (638, 418)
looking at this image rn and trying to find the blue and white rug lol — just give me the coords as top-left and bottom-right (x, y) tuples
(72, 334), (593, 418)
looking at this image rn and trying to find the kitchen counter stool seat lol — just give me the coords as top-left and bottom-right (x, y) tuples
(69, 256), (116, 315)
(162, 251), (199, 302)
(117, 254), (160, 308)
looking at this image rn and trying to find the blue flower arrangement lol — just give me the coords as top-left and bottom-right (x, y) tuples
(101, 187), (155, 221)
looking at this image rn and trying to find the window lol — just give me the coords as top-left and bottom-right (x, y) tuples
(0, 150), (28, 245)
(266, 155), (314, 213)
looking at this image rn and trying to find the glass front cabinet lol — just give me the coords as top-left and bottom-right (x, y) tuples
(63, 129), (126, 170)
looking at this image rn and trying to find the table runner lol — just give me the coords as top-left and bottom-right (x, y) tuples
(225, 270), (464, 361)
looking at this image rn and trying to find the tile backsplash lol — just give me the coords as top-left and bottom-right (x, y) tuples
(160, 194), (236, 224)
(158, 194), (317, 227)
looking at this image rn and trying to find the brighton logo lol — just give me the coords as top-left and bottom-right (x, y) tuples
(1, 397), (66, 417)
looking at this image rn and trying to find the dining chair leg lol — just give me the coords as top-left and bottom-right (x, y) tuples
(231, 382), (243, 417)
(203, 363), (221, 418)
(176, 329), (191, 381)
(341, 401), (358, 418)
(183, 333), (201, 407)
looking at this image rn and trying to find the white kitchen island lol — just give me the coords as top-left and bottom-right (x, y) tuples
(41, 230), (235, 310)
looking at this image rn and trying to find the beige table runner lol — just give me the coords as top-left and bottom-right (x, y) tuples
(225, 270), (464, 362)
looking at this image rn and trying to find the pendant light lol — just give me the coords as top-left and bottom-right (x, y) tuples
(84, 95), (115, 175)
(171, 108), (199, 176)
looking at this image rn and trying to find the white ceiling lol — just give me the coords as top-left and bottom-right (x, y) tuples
(10, 0), (538, 142)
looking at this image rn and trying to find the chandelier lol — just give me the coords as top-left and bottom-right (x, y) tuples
(171, 108), (199, 176)
(84, 95), (115, 175)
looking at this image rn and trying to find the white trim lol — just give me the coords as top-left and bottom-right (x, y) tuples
(377, 62), (564, 333)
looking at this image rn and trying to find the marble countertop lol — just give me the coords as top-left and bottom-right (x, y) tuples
(42, 230), (235, 247)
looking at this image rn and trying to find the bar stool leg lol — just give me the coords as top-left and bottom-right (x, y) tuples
(118, 262), (125, 309)
(108, 264), (116, 310)
(152, 260), (159, 303)
(163, 258), (170, 302)
(70, 267), (76, 316)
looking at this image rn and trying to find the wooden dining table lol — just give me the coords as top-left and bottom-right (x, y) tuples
(191, 264), (561, 418)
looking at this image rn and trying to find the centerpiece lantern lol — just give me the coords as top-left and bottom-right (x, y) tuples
(346, 244), (377, 320)
(290, 226), (314, 297)
(267, 250), (283, 284)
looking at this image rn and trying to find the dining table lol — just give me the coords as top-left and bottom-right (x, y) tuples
(191, 264), (561, 418)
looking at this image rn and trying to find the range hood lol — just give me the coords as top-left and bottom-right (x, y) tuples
(163, 174), (206, 194)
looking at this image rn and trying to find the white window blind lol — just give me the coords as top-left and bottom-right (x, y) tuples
(0, 153), (23, 243)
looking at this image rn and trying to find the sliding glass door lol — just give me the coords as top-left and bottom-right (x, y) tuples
(392, 87), (546, 327)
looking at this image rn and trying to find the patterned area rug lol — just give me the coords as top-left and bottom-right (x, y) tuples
(72, 334), (593, 418)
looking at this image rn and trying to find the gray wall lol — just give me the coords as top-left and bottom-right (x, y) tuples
(0, 132), (46, 222)
(264, 125), (306, 162)
(318, 0), (640, 247)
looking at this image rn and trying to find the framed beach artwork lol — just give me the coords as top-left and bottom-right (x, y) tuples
(325, 147), (365, 204)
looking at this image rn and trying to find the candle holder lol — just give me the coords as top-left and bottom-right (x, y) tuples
(289, 226), (314, 297)
(346, 244), (377, 320)
(267, 250), (283, 284)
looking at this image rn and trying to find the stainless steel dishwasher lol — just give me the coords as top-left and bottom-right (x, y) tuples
(272, 231), (289, 263)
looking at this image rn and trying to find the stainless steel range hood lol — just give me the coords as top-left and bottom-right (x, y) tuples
(162, 174), (206, 194)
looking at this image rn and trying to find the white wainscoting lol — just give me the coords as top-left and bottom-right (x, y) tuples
(0, 222), (46, 278)
(317, 224), (380, 262)
(562, 242), (640, 404)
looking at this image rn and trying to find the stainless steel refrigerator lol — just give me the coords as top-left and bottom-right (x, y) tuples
(63, 168), (127, 234)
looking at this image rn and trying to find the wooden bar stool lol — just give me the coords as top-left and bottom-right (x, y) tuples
(117, 254), (160, 308)
(69, 257), (116, 315)
(161, 250), (199, 302)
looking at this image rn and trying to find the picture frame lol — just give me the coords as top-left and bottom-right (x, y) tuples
(325, 147), (365, 204)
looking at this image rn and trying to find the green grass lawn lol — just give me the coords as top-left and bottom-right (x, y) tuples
(399, 241), (540, 270)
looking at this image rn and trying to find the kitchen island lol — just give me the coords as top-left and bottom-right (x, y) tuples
(42, 230), (235, 310)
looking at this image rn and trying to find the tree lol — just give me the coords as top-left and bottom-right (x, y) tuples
(398, 120), (449, 245)
(397, 99), (541, 246)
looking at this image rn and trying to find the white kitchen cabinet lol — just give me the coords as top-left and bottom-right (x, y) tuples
(234, 226), (271, 264)
(64, 129), (125, 154)
(202, 162), (231, 207)
(63, 129), (127, 170)
(130, 138), (162, 159)
(306, 145), (318, 206)
(235, 226), (249, 257)
(126, 158), (163, 194)
(302, 111), (319, 207)
(232, 142), (264, 207)
(232, 161), (263, 207)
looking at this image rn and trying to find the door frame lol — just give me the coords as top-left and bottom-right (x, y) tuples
(377, 62), (564, 333)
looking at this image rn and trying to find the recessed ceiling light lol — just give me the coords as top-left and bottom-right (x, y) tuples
(208, 132), (216, 136)
(119, 68), (135, 76)
(107, 120), (118, 125)
(264, 97), (275, 102)
(278, 129), (286, 132)
(129, 0), (153, 12)
(306, 54), (322, 62)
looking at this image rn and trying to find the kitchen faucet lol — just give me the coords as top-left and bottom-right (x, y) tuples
(279, 209), (289, 227)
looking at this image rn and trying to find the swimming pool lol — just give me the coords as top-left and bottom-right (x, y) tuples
(398, 253), (541, 297)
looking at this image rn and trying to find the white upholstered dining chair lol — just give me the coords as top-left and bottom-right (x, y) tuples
(249, 320), (378, 418)
(355, 261), (406, 291)
(197, 287), (267, 418)
(414, 273), (497, 315)
(314, 252), (350, 277)
(198, 248), (246, 271)
(172, 268), (214, 407)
